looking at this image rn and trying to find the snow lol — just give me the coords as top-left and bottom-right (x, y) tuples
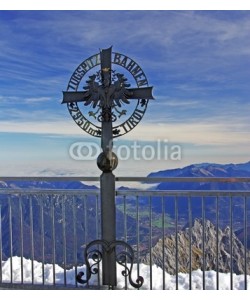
(1, 256), (250, 290)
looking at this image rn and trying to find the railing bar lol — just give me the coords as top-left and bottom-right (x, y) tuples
(72, 195), (78, 288)
(96, 194), (101, 288)
(216, 196), (219, 290)
(175, 195), (178, 290)
(98, 194), (102, 240)
(83, 195), (89, 288)
(149, 196), (152, 290)
(8, 196), (13, 284)
(0, 176), (100, 182)
(162, 196), (165, 290)
(230, 195), (233, 290)
(116, 190), (250, 197)
(1, 189), (250, 196)
(51, 198), (56, 286)
(96, 194), (102, 288)
(29, 197), (34, 284)
(62, 196), (67, 286)
(244, 196), (247, 290)
(96, 195), (99, 240)
(115, 177), (250, 183)
(84, 194), (88, 248)
(188, 196), (192, 290)
(0, 205), (2, 283)
(0, 189), (100, 195)
(40, 195), (45, 285)
(123, 196), (127, 245)
(202, 196), (205, 290)
(1, 176), (250, 183)
(136, 195), (140, 289)
(19, 195), (24, 284)
(84, 195), (88, 245)
(123, 195), (128, 290)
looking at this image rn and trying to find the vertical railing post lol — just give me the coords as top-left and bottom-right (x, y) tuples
(0, 205), (2, 284)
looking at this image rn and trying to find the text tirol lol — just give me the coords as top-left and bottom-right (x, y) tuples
(113, 107), (146, 135)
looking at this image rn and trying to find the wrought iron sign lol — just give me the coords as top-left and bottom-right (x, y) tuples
(62, 47), (154, 289)
(62, 47), (153, 137)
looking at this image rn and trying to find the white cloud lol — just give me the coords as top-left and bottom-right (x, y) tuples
(0, 95), (52, 105)
(124, 122), (250, 147)
(153, 97), (200, 108)
(0, 120), (80, 135)
(0, 118), (249, 148)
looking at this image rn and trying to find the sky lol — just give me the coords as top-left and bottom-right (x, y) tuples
(0, 7), (250, 176)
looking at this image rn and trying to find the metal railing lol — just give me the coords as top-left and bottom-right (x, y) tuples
(0, 177), (250, 290)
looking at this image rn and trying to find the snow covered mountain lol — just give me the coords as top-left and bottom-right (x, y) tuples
(143, 219), (250, 275)
(148, 161), (250, 190)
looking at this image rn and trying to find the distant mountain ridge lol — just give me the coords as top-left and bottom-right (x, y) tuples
(0, 161), (249, 190)
(0, 179), (97, 190)
(145, 161), (250, 249)
(146, 161), (250, 192)
(148, 161), (250, 179)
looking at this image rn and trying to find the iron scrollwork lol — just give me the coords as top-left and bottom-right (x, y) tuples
(76, 239), (144, 289)
(62, 47), (154, 138)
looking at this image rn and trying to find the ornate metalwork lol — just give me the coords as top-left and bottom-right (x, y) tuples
(62, 47), (154, 137)
(62, 47), (153, 288)
(81, 71), (131, 111)
(76, 239), (144, 289)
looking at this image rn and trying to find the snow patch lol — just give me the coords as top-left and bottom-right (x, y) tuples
(1, 256), (250, 290)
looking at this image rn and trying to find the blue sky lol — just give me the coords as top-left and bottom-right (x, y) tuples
(0, 10), (250, 176)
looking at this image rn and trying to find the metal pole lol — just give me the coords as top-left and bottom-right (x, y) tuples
(97, 109), (118, 287)
(100, 172), (116, 286)
(69, 47), (149, 289)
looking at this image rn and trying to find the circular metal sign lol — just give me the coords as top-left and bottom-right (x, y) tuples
(63, 48), (153, 137)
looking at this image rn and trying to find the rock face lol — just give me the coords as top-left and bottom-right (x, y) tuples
(143, 219), (250, 275)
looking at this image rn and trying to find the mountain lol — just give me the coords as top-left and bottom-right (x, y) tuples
(148, 161), (250, 190)
(143, 219), (250, 275)
(144, 162), (250, 234)
(149, 161), (250, 177)
(1, 180), (97, 190)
